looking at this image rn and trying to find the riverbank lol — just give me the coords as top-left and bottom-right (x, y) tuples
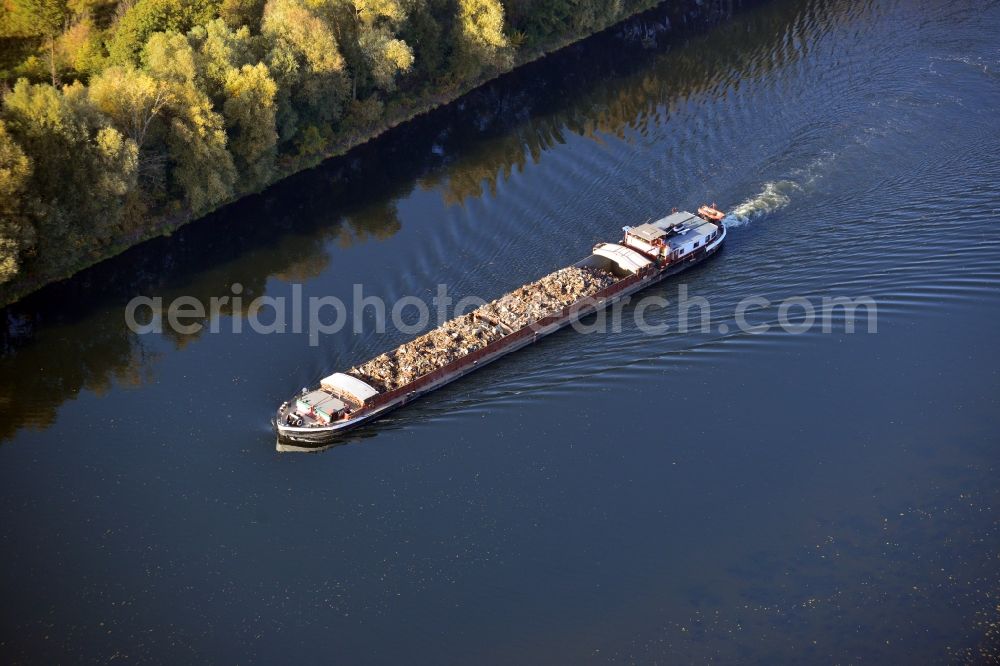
(0, 0), (744, 309)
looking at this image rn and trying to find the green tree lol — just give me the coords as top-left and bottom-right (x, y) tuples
(88, 66), (172, 148)
(184, 19), (275, 187)
(142, 28), (199, 81)
(107, 0), (220, 66)
(189, 18), (256, 101)
(10, 0), (69, 84)
(397, 0), (448, 85)
(261, 0), (349, 144)
(222, 62), (277, 188)
(219, 0), (266, 30)
(143, 31), (236, 212)
(94, 125), (140, 203)
(333, 0), (413, 98)
(357, 21), (413, 92)
(0, 120), (35, 284)
(455, 0), (509, 76)
(56, 81), (142, 230)
(56, 17), (106, 78)
(2, 79), (139, 272)
(88, 65), (170, 197)
(2, 79), (90, 234)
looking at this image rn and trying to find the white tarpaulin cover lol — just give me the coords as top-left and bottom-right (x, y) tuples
(321, 372), (381, 402)
(592, 243), (654, 274)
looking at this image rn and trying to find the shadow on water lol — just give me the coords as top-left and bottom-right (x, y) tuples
(0, 0), (873, 444)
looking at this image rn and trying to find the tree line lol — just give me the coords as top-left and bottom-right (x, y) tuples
(0, 0), (660, 301)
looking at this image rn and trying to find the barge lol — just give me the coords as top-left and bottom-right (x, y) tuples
(275, 206), (727, 451)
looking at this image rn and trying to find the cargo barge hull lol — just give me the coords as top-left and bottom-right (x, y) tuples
(276, 215), (726, 451)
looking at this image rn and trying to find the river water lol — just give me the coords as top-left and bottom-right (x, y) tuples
(2, 0), (1000, 661)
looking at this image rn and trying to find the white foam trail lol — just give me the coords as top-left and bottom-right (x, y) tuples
(722, 180), (801, 226)
(722, 152), (836, 226)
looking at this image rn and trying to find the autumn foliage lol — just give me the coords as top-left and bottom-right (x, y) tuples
(0, 0), (659, 302)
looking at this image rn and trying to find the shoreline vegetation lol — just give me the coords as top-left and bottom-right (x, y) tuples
(0, 0), (739, 307)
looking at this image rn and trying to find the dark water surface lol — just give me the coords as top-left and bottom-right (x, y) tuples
(3, 0), (1000, 661)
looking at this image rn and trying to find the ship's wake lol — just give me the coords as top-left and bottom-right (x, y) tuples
(722, 180), (800, 226)
(722, 153), (835, 226)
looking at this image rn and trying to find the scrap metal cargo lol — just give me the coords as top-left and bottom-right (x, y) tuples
(349, 266), (616, 392)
